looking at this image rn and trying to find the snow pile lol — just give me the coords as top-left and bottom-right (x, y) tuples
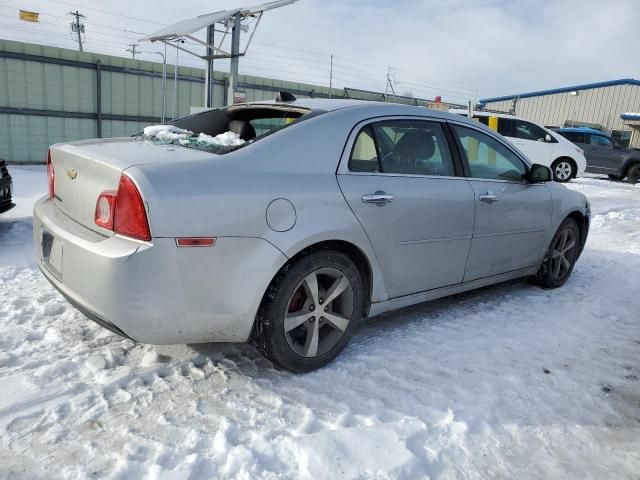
(142, 125), (245, 149)
(1, 169), (639, 479)
(143, 125), (193, 142)
(195, 131), (245, 147)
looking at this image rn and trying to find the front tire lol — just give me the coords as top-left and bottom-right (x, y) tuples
(551, 158), (575, 182)
(626, 164), (640, 184)
(252, 250), (364, 373)
(535, 218), (580, 289)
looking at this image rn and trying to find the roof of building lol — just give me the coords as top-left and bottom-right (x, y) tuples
(480, 78), (640, 104)
(621, 112), (640, 121)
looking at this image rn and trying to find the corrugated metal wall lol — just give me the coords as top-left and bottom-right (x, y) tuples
(0, 39), (345, 163)
(482, 84), (640, 132)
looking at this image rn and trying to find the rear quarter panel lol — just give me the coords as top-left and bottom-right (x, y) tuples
(128, 107), (391, 303)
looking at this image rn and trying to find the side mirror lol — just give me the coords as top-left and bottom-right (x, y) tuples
(527, 163), (552, 182)
(545, 134), (552, 143)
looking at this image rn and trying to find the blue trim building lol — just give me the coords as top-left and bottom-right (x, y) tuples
(479, 79), (640, 147)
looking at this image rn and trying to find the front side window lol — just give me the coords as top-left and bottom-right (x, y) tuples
(349, 120), (455, 176)
(514, 120), (547, 141)
(561, 132), (585, 144)
(589, 134), (613, 147)
(454, 125), (527, 182)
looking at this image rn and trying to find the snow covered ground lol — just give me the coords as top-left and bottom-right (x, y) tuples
(1, 166), (639, 479)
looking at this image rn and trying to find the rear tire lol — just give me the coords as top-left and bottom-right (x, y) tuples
(626, 164), (640, 184)
(535, 218), (580, 289)
(252, 250), (364, 373)
(551, 158), (575, 182)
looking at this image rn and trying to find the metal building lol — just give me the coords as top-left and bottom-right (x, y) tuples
(479, 79), (640, 148)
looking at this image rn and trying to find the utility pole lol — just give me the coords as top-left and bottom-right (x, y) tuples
(172, 41), (180, 119)
(204, 24), (215, 108)
(226, 13), (242, 106)
(385, 66), (396, 97)
(127, 44), (139, 59)
(69, 10), (85, 52)
(329, 54), (333, 99)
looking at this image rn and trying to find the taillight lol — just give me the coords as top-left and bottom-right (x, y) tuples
(94, 191), (116, 230)
(114, 175), (151, 241)
(47, 150), (55, 198)
(95, 175), (151, 241)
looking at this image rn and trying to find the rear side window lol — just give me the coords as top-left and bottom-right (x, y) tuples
(350, 120), (455, 176)
(454, 125), (526, 182)
(474, 116), (490, 127)
(589, 134), (613, 146)
(350, 127), (379, 172)
(497, 117), (516, 138)
(514, 120), (547, 141)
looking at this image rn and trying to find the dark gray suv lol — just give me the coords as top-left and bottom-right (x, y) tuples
(556, 127), (640, 183)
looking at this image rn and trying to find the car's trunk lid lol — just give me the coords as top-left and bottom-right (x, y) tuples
(49, 137), (214, 235)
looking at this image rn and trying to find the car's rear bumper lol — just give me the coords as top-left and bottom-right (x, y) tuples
(33, 196), (288, 344)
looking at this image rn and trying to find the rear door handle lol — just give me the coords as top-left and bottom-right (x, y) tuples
(362, 192), (394, 205)
(478, 192), (498, 203)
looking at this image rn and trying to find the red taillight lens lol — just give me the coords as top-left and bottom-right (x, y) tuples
(95, 175), (151, 241)
(94, 191), (116, 230)
(114, 175), (151, 241)
(47, 150), (55, 198)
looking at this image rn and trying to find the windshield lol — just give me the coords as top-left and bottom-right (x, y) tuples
(140, 104), (317, 154)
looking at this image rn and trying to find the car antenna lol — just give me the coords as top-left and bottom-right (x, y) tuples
(276, 91), (296, 102)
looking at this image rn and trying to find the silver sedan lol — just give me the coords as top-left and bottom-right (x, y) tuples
(34, 98), (590, 372)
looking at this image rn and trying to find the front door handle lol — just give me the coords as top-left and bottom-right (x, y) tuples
(362, 192), (394, 205)
(478, 192), (498, 203)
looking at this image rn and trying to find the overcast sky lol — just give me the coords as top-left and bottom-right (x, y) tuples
(1, 0), (639, 103)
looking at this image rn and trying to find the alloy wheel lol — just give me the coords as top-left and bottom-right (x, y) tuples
(554, 161), (573, 181)
(284, 267), (354, 358)
(549, 227), (577, 281)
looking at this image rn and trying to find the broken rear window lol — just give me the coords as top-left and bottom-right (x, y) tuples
(140, 104), (319, 154)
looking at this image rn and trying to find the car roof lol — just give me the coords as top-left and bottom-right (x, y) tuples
(245, 98), (467, 122)
(557, 127), (606, 135)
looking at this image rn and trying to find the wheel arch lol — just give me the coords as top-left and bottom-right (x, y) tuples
(262, 239), (375, 319)
(565, 209), (588, 258)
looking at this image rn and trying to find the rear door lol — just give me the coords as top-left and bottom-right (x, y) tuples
(450, 123), (552, 281)
(337, 118), (475, 298)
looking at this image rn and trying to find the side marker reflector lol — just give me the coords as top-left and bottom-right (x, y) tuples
(176, 237), (217, 247)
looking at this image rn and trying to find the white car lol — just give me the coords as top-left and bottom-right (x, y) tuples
(452, 111), (586, 182)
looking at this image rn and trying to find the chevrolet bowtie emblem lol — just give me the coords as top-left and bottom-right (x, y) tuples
(67, 168), (78, 180)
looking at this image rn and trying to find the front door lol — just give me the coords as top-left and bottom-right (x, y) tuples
(450, 124), (553, 281)
(584, 133), (626, 173)
(337, 119), (475, 298)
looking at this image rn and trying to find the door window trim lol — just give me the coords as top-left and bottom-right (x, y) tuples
(339, 115), (467, 179)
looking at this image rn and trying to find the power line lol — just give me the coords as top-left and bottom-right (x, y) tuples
(46, 0), (165, 26)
